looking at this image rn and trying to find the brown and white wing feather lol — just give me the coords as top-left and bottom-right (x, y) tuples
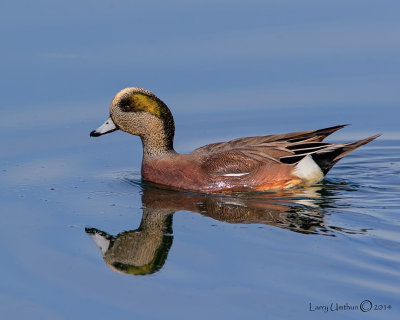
(197, 125), (379, 178)
(200, 149), (281, 176)
(191, 125), (347, 157)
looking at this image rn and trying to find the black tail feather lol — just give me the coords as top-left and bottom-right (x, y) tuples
(281, 134), (381, 175)
(313, 134), (381, 174)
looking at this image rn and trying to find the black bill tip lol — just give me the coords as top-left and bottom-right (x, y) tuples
(90, 130), (101, 137)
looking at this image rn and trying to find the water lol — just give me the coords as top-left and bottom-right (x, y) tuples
(2, 122), (399, 320)
(1, 1), (400, 319)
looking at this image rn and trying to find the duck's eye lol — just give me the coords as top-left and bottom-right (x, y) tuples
(119, 97), (134, 112)
(121, 104), (134, 112)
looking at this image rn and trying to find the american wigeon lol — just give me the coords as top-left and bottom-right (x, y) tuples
(90, 87), (379, 193)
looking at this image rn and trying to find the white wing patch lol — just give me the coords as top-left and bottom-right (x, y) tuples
(293, 155), (324, 184)
(222, 173), (250, 177)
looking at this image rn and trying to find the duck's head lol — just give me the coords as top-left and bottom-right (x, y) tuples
(90, 87), (175, 157)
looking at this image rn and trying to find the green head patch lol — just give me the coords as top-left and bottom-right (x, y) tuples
(120, 93), (169, 119)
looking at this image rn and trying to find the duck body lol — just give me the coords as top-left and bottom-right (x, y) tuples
(141, 153), (296, 193)
(90, 87), (379, 193)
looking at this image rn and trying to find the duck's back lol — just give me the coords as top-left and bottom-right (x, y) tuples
(141, 125), (379, 193)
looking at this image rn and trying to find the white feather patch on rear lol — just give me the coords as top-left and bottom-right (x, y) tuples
(222, 173), (249, 177)
(293, 155), (324, 184)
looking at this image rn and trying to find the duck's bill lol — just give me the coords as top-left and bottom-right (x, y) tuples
(90, 117), (118, 137)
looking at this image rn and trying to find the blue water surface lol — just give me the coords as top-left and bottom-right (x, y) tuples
(1, 1), (400, 319)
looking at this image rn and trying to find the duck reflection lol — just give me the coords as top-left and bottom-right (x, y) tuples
(86, 206), (173, 276)
(86, 182), (358, 276)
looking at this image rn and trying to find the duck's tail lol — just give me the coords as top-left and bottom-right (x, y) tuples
(310, 134), (381, 174)
(281, 134), (381, 178)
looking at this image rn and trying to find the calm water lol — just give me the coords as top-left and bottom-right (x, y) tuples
(1, 1), (400, 319)
(1, 116), (399, 320)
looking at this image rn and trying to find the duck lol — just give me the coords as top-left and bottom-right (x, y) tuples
(90, 87), (380, 193)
